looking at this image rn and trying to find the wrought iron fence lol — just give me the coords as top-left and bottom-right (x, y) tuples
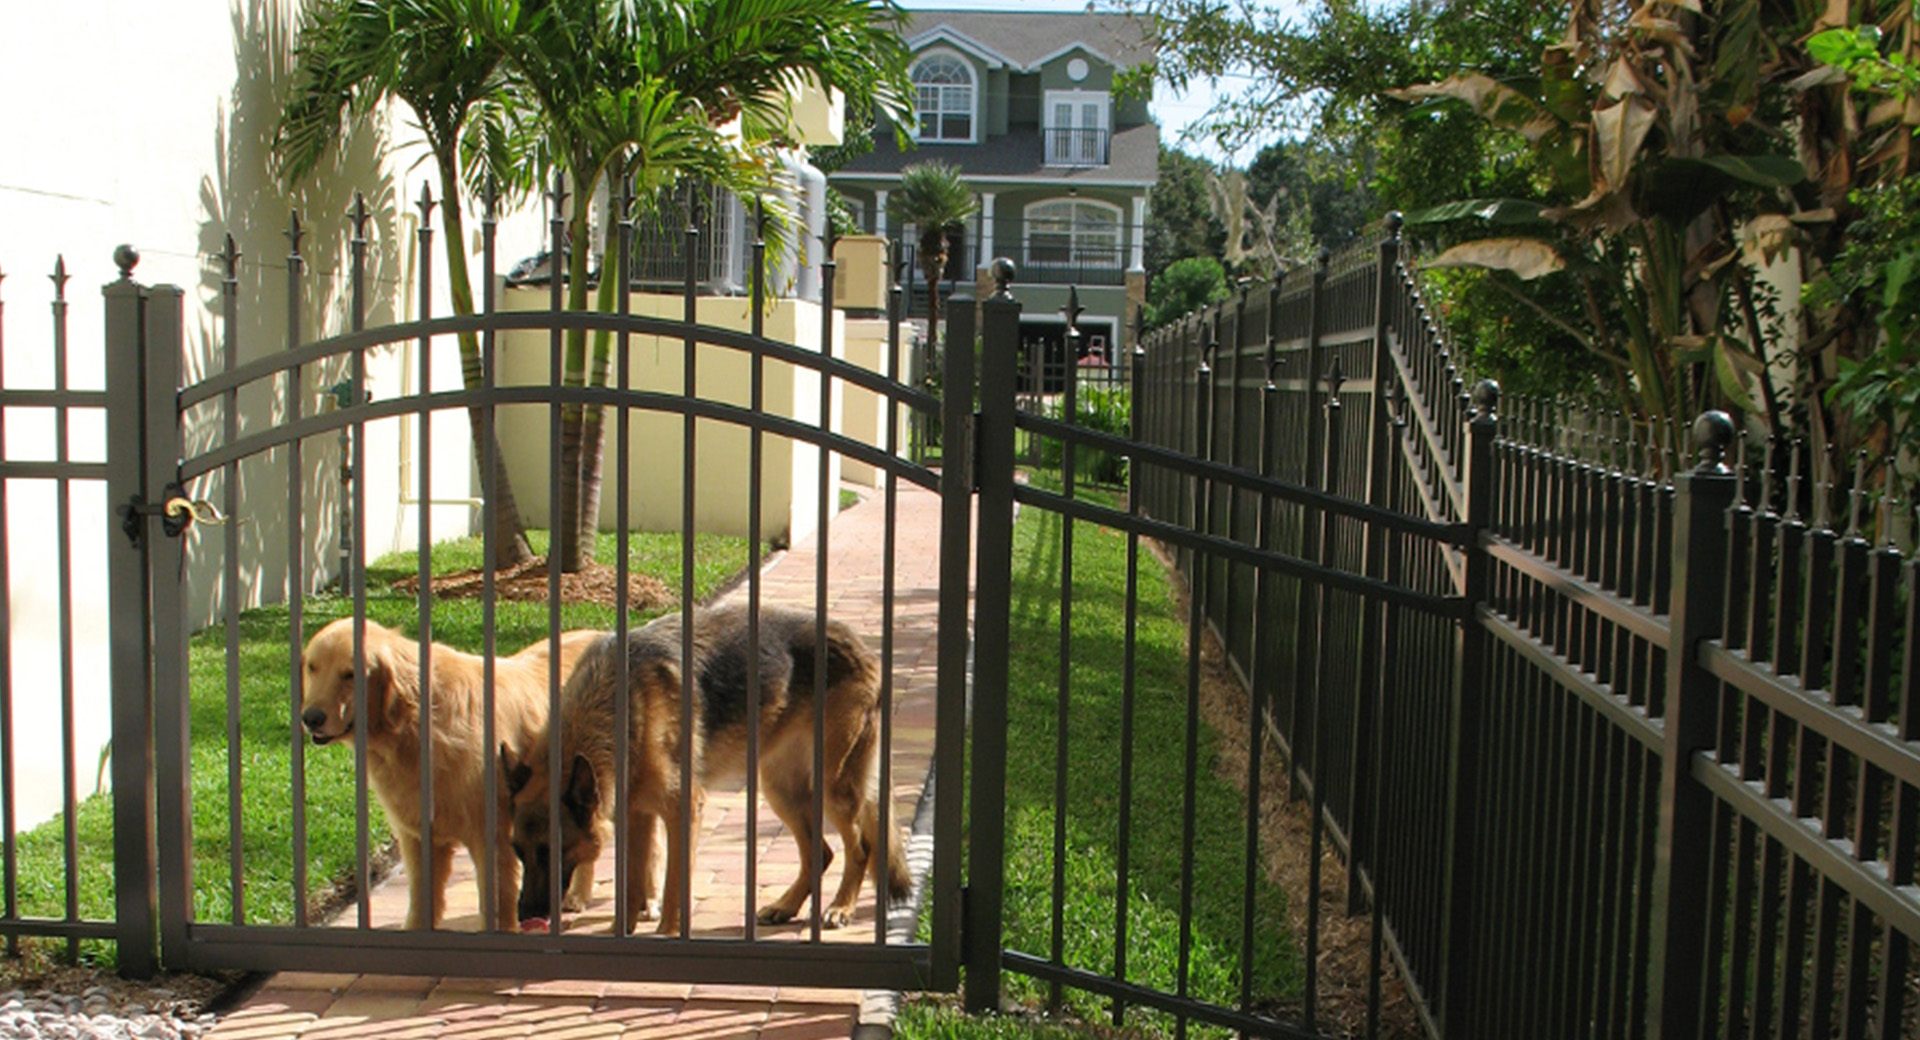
(1132, 220), (1920, 1038)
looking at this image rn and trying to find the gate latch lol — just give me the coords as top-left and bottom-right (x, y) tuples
(116, 483), (227, 546)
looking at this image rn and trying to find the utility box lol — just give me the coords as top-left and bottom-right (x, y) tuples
(834, 235), (890, 312)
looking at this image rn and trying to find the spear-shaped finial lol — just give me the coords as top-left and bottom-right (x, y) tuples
(288, 208), (308, 257)
(220, 233), (241, 284)
(1325, 353), (1346, 398)
(1785, 439), (1805, 522)
(416, 180), (437, 225)
(1881, 458), (1899, 549)
(49, 255), (68, 302)
(1847, 450), (1868, 538)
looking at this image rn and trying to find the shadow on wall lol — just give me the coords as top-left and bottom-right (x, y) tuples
(183, 0), (399, 634)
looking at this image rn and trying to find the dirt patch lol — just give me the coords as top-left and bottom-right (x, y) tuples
(390, 557), (673, 611)
(1157, 542), (1426, 1040)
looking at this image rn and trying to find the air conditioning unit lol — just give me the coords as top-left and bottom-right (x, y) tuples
(833, 235), (889, 312)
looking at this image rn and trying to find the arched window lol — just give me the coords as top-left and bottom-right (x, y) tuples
(911, 53), (975, 142)
(1024, 199), (1121, 272)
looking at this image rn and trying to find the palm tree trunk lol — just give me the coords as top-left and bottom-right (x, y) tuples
(556, 174), (596, 573)
(573, 202), (624, 571)
(922, 246), (946, 354)
(438, 155), (535, 568)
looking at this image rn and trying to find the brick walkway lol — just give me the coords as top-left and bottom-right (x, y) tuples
(208, 479), (959, 1040)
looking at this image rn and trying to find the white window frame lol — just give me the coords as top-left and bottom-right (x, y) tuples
(1042, 89), (1111, 166)
(1022, 198), (1124, 272)
(910, 49), (979, 144)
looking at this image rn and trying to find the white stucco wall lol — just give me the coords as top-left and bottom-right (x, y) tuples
(0, 0), (473, 829)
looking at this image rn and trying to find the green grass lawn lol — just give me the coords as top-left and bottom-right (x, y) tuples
(12, 528), (757, 961)
(902, 477), (1297, 1038)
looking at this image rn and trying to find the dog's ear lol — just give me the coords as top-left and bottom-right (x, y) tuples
(501, 743), (533, 797)
(563, 753), (599, 829)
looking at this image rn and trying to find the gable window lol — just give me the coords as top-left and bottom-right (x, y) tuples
(912, 53), (975, 142)
(1024, 199), (1122, 277)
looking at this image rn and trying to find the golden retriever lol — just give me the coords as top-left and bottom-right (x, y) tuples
(299, 618), (604, 930)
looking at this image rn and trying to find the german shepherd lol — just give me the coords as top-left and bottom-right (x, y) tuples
(501, 605), (912, 934)
(299, 618), (603, 930)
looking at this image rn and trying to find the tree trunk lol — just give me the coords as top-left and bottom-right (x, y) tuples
(556, 169), (596, 573)
(573, 205), (624, 571)
(923, 248), (946, 354)
(437, 154), (535, 568)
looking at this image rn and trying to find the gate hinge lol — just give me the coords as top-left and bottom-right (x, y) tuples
(116, 482), (223, 546)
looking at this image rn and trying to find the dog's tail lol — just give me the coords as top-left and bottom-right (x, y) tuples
(851, 712), (914, 903)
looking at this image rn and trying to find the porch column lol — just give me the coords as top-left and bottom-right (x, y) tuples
(979, 192), (996, 261)
(1129, 195), (1146, 272)
(875, 189), (889, 238)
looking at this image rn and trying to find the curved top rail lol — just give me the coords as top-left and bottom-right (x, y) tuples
(176, 310), (940, 416)
(175, 381), (941, 494)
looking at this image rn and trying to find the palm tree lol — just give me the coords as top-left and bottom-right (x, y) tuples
(891, 162), (978, 357)
(277, 0), (537, 567)
(278, 0), (537, 565)
(481, 0), (913, 571)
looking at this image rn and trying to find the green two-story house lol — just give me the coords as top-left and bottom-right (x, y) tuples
(829, 9), (1158, 369)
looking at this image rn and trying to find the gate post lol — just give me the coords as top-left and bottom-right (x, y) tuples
(1439, 379), (1499, 1036)
(964, 259), (1021, 1013)
(1648, 412), (1736, 1040)
(144, 283), (190, 969)
(103, 249), (156, 978)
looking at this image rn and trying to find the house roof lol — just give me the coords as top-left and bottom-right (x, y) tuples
(899, 9), (1155, 72)
(831, 122), (1160, 187)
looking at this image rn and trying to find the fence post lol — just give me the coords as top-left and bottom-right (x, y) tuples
(1439, 379), (1499, 1036)
(965, 258), (1022, 1013)
(1350, 215), (1403, 910)
(1648, 411), (1736, 1040)
(103, 248), (157, 978)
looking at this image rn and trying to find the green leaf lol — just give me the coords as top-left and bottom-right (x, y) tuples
(1688, 154), (1806, 188)
(1712, 336), (1759, 413)
(1807, 26), (1881, 69)
(1403, 198), (1551, 226)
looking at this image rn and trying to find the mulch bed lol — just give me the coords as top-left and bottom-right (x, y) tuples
(390, 557), (673, 611)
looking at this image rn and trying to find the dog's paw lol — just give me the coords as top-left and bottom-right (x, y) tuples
(821, 905), (854, 929)
(755, 904), (799, 925)
(562, 893), (589, 914)
(635, 898), (660, 922)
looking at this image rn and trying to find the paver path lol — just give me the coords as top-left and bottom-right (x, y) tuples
(209, 478), (961, 1040)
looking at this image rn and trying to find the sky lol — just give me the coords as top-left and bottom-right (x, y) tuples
(896, 0), (1290, 166)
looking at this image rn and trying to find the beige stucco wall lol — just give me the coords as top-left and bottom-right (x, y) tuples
(841, 319), (917, 488)
(494, 289), (845, 545)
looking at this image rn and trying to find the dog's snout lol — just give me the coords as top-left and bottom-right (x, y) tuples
(301, 706), (327, 732)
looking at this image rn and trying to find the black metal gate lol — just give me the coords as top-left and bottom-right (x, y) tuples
(92, 190), (970, 990)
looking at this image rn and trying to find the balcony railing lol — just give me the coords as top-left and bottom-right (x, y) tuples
(1019, 248), (1128, 285)
(1044, 127), (1110, 167)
